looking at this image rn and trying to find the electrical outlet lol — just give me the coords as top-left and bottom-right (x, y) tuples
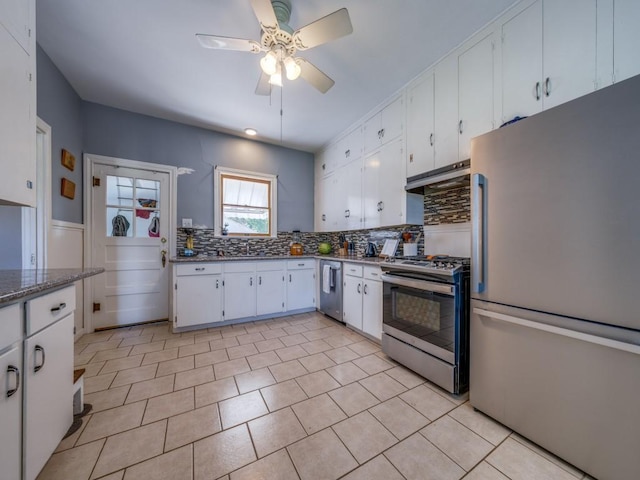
(182, 218), (192, 228)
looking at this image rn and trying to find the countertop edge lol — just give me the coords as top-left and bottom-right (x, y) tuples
(0, 268), (105, 306)
(170, 255), (387, 266)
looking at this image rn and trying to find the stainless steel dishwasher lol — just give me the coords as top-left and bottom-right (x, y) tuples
(319, 260), (342, 322)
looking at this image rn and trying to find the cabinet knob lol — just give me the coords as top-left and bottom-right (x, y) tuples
(363, 284), (368, 295)
(409, 153), (413, 163)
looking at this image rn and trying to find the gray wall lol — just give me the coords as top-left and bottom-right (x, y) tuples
(82, 103), (315, 231)
(36, 45), (84, 224)
(0, 207), (23, 268)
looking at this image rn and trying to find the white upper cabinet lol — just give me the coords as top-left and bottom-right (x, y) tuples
(434, 54), (459, 169)
(458, 33), (495, 161)
(406, 73), (435, 178)
(613, 0), (640, 83)
(542, 0), (597, 109)
(501, 0), (597, 122)
(336, 159), (363, 231)
(363, 96), (404, 154)
(0, 0), (36, 207)
(0, 0), (32, 53)
(335, 126), (363, 169)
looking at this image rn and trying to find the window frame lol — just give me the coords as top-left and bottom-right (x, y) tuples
(214, 166), (278, 238)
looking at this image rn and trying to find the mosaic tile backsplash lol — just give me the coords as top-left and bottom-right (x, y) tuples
(424, 185), (471, 225)
(177, 225), (424, 258)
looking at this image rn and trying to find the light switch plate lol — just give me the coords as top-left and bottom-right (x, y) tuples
(182, 218), (192, 228)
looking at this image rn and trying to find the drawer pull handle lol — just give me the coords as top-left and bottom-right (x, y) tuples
(34, 345), (46, 373)
(51, 303), (67, 313)
(298, 263), (305, 267)
(7, 365), (20, 398)
(195, 267), (205, 271)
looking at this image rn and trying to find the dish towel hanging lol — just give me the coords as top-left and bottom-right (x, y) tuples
(322, 265), (331, 294)
(112, 214), (130, 237)
(148, 216), (160, 237)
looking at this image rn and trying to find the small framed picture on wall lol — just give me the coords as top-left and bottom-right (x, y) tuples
(61, 149), (76, 171)
(61, 178), (76, 199)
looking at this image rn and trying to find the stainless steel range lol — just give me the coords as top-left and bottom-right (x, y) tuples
(380, 256), (470, 395)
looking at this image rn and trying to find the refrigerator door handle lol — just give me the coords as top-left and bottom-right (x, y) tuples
(472, 173), (486, 293)
(474, 308), (640, 356)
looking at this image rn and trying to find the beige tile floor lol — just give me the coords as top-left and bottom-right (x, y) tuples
(39, 312), (596, 480)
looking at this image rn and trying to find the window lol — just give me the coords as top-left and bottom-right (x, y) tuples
(214, 167), (277, 237)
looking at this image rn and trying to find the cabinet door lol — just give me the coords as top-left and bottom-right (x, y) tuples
(434, 54), (460, 168)
(362, 150), (381, 228)
(379, 97), (404, 145)
(0, 0), (32, 52)
(501, 0), (543, 122)
(543, 0), (597, 109)
(0, 23), (35, 207)
(0, 344), (21, 480)
(362, 280), (383, 340)
(613, 0), (640, 83)
(458, 34), (495, 161)
(314, 171), (325, 231)
(407, 74), (435, 177)
(378, 139), (406, 226)
(24, 314), (74, 480)
(337, 126), (363, 164)
(257, 270), (285, 315)
(363, 112), (382, 154)
(319, 172), (338, 231)
(343, 159), (363, 230)
(223, 272), (256, 320)
(287, 269), (315, 311)
(176, 274), (222, 327)
(343, 275), (363, 330)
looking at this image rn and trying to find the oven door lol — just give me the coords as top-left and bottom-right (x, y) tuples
(381, 273), (457, 364)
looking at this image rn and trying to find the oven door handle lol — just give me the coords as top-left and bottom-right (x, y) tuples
(380, 274), (454, 295)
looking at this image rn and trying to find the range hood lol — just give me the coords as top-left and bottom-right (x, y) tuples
(405, 159), (470, 194)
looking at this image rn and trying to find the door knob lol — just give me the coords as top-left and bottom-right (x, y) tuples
(161, 249), (167, 268)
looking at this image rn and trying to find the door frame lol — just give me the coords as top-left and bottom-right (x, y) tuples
(83, 153), (177, 333)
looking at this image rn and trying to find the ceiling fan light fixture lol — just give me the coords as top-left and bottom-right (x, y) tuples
(244, 128), (257, 136)
(269, 63), (283, 87)
(260, 50), (278, 76)
(283, 56), (301, 80)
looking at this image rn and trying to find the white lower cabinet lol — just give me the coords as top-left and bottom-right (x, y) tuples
(287, 260), (315, 311)
(174, 264), (222, 328)
(257, 262), (286, 316)
(0, 303), (22, 480)
(342, 264), (383, 340)
(223, 263), (257, 321)
(24, 286), (75, 480)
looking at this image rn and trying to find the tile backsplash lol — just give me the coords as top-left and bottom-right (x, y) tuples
(424, 185), (471, 225)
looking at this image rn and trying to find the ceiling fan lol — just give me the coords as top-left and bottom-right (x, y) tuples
(196, 0), (353, 94)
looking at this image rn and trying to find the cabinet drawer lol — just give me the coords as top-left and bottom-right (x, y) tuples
(344, 263), (363, 277)
(224, 262), (256, 273)
(0, 303), (21, 350)
(363, 266), (382, 281)
(287, 259), (314, 270)
(256, 261), (286, 272)
(176, 263), (222, 276)
(26, 285), (75, 336)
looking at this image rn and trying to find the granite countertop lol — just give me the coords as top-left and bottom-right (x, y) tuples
(0, 268), (105, 305)
(171, 254), (387, 266)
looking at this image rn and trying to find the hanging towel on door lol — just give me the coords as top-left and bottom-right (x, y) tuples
(112, 214), (130, 237)
(322, 265), (331, 294)
(148, 216), (160, 237)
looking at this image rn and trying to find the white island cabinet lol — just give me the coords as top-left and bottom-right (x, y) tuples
(0, 303), (23, 480)
(24, 285), (75, 480)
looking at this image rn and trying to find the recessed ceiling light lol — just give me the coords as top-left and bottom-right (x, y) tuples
(244, 128), (257, 136)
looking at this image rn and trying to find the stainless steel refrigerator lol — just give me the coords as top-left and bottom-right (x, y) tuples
(470, 75), (640, 480)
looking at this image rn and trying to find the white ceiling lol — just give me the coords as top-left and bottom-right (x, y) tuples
(36, 0), (520, 153)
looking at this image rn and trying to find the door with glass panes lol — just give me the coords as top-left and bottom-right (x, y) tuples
(91, 162), (170, 329)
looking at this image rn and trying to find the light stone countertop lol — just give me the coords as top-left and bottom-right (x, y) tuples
(0, 268), (105, 306)
(170, 254), (388, 266)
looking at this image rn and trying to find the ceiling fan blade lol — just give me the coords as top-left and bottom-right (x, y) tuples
(255, 72), (271, 96)
(250, 0), (279, 32)
(196, 34), (261, 53)
(297, 58), (335, 94)
(293, 8), (353, 50)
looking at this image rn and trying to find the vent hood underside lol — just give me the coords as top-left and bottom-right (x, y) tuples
(405, 159), (470, 194)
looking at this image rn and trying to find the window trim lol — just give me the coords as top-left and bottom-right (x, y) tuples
(214, 166), (278, 238)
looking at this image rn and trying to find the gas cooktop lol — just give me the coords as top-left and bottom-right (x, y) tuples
(381, 256), (470, 276)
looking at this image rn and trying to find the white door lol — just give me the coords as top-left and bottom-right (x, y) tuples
(92, 163), (170, 329)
